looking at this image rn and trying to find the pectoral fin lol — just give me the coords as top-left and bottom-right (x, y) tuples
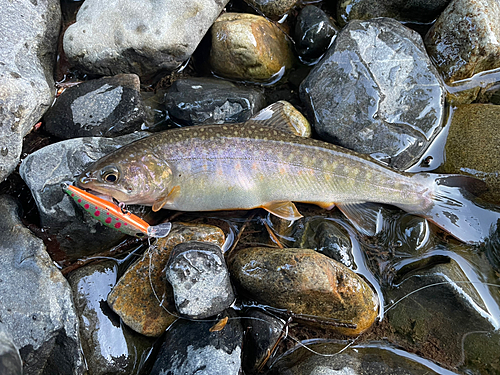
(262, 201), (303, 221)
(152, 185), (181, 212)
(336, 202), (383, 236)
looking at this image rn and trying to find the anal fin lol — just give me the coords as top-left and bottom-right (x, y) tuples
(336, 202), (384, 236)
(262, 201), (303, 221)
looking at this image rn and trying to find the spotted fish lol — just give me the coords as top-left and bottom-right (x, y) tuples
(76, 103), (499, 244)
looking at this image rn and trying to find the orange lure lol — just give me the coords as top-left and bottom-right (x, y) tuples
(63, 183), (171, 238)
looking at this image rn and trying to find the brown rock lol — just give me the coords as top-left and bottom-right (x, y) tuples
(425, 0), (500, 86)
(229, 247), (379, 336)
(107, 223), (225, 337)
(441, 104), (500, 204)
(209, 13), (294, 83)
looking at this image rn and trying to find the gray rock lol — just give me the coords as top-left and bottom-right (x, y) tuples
(294, 6), (338, 62)
(0, 0), (61, 181)
(270, 342), (452, 374)
(337, 0), (450, 25)
(68, 261), (155, 375)
(0, 195), (84, 375)
(295, 217), (354, 269)
(165, 77), (266, 126)
(244, 0), (299, 18)
(382, 252), (500, 372)
(166, 242), (235, 319)
(425, 0), (500, 86)
(63, 0), (229, 77)
(0, 323), (22, 375)
(300, 18), (445, 170)
(44, 74), (146, 139)
(19, 132), (147, 261)
(150, 310), (243, 375)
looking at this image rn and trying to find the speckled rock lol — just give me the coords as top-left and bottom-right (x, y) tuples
(425, 0), (500, 87)
(0, 0), (61, 181)
(440, 104), (500, 204)
(300, 17), (445, 170)
(164, 77), (266, 126)
(209, 13), (294, 83)
(107, 223), (225, 337)
(0, 195), (84, 375)
(229, 247), (379, 336)
(150, 310), (243, 375)
(68, 261), (155, 375)
(44, 74), (146, 139)
(244, 0), (299, 18)
(63, 0), (229, 77)
(166, 242), (235, 319)
(337, 0), (450, 25)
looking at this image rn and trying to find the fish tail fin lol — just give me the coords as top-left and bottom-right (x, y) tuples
(400, 174), (499, 244)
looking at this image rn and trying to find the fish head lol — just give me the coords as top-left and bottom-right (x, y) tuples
(77, 146), (173, 206)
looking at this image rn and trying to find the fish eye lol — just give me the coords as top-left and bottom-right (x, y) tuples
(101, 166), (119, 183)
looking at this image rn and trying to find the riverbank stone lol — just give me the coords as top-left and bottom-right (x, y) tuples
(425, 0), (500, 86)
(0, 0), (61, 181)
(300, 18), (444, 170)
(44, 74), (146, 139)
(440, 104), (500, 204)
(164, 77), (265, 126)
(209, 13), (295, 83)
(63, 0), (229, 77)
(107, 223), (225, 337)
(166, 242), (235, 319)
(0, 195), (84, 375)
(229, 247), (379, 336)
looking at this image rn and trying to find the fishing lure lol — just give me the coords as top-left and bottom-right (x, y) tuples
(63, 183), (171, 238)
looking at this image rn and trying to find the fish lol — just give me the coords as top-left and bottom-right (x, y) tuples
(63, 183), (172, 238)
(76, 103), (499, 244)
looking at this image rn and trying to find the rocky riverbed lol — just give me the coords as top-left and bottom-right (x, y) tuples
(1, 0), (500, 374)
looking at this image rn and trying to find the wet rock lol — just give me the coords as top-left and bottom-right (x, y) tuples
(244, 0), (299, 18)
(44, 74), (146, 139)
(19, 132), (147, 262)
(337, 0), (450, 25)
(166, 242), (235, 319)
(295, 217), (354, 269)
(383, 252), (500, 371)
(209, 13), (295, 83)
(107, 223), (225, 337)
(0, 0), (61, 181)
(243, 308), (286, 373)
(440, 104), (500, 204)
(300, 18), (445, 170)
(150, 310), (243, 375)
(63, 0), (229, 77)
(294, 6), (338, 62)
(425, 0), (500, 88)
(67, 260), (155, 375)
(0, 323), (22, 375)
(0, 195), (84, 375)
(164, 77), (266, 126)
(229, 247), (379, 336)
(270, 341), (451, 374)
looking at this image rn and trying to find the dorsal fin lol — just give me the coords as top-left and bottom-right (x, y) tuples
(246, 101), (311, 137)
